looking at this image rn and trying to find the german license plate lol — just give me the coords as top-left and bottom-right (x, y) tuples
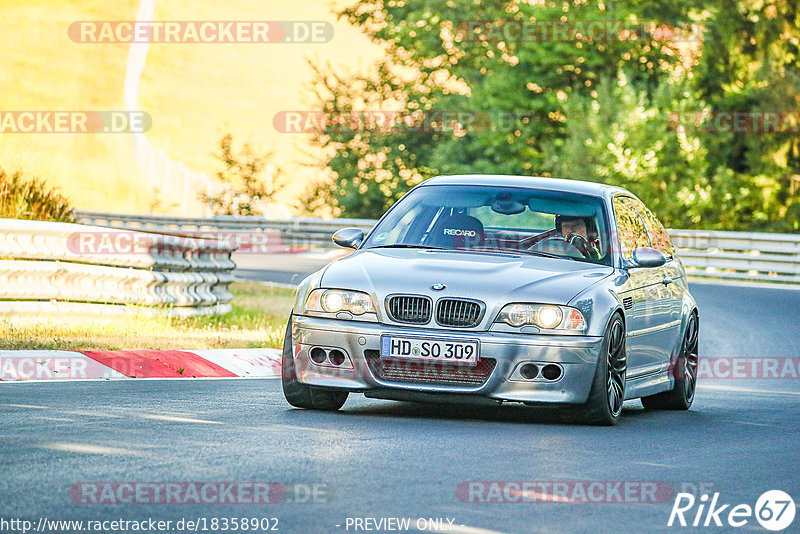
(380, 335), (479, 365)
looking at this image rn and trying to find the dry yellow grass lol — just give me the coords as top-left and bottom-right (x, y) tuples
(0, 0), (382, 214)
(0, 1), (148, 212)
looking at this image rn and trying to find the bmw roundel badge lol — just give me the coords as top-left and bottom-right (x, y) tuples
(430, 283), (447, 291)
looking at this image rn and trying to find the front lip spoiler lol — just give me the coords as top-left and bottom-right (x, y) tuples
(364, 389), (504, 406)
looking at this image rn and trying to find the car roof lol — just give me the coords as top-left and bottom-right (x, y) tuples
(421, 174), (628, 198)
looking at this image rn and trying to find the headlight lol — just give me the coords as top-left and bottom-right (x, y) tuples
(304, 289), (376, 316)
(496, 303), (586, 331)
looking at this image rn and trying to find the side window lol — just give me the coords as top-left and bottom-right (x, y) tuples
(638, 205), (675, 258)
(612, 196), (650, 260)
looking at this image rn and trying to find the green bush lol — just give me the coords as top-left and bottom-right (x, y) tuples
(199, 134), (282, 216)
(0, 167), (74, 222)
(307, 0), (800, 232)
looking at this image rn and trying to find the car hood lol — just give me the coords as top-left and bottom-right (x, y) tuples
(319, 248), (613, 321)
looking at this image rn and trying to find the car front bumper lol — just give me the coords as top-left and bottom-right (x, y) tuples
(290, 315), (605, 405)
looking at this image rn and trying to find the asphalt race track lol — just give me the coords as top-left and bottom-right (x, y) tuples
(1, 254), (798, 534)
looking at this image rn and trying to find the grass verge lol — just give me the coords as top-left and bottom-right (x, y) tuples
(0, 281), (294, 351)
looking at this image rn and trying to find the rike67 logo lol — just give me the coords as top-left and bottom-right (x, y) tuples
(668, 490), (795, 531)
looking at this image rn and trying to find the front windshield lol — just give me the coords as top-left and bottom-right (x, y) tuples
(363, 184), (612, 266)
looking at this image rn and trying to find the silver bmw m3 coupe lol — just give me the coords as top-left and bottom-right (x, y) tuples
(282, 175), (699, 425)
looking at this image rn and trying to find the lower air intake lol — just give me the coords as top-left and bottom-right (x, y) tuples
(365, 351), (495, 387)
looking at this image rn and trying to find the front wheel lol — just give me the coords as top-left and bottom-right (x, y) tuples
(577, 313), (627, 426)
(641, 312), (698, 410)
(281, 316), (348, 411)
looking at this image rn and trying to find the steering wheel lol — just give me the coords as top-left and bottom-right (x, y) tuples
(565, 233), (595, 258)
(529, 234), (593, 260)
(519, 228), (558, 249)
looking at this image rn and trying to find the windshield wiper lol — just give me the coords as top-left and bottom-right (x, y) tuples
(367, 244), (449, 251)
(469, 247), (577, 261)
(367, 244), (578, 261)
(517, 249), (577, 260)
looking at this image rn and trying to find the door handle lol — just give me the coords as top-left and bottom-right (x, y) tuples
(661, 277), (672, 286)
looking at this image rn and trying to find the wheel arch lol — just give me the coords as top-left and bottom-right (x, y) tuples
(678, 291), (699, 345)
(569, 283), (626, 337)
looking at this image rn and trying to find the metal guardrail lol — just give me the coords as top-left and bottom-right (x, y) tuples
(669, 230), (800, 285)
(75, 211), (800, 286)
(0, 218), (236, 316)
(75, 210), (375, 249)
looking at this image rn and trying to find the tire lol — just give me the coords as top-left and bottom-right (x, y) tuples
(641, 311), (698, 411)
(577, 313), (627, 426)
(281, 316), (348, 411)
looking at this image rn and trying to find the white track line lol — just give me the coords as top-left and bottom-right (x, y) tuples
(697, 384), (800, 396)
(40, 442), (144, 456)
(137, 414), (222, 425)
(412, 522), (507, 534)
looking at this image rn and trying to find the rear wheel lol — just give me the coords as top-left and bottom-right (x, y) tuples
(281, 316), (348, 411)
(642, 312), (698, 410)
(578, 313), (627, 426)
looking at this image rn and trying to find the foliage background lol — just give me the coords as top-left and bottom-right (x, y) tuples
(0, 168), (74, 222)
(306, 0), (799, 231)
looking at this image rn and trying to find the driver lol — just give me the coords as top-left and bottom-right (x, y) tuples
(555, 215), (602, 259)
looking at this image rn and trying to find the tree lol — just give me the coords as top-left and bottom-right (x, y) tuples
(543, 72), (714, 227)
(308, 0), (699, 216)
(308, 0), (798, 231)
(201, 134), (281, 216)
(692, 0), (800, 231)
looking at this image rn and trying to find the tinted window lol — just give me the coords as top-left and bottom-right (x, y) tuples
(612, 196), (651, 260)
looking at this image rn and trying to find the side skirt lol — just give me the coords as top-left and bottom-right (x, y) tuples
(624, 370), (674, 400)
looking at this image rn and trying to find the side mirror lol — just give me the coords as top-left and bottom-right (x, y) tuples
(332, 227), (364, 249)
(630, 247), (667, 268)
